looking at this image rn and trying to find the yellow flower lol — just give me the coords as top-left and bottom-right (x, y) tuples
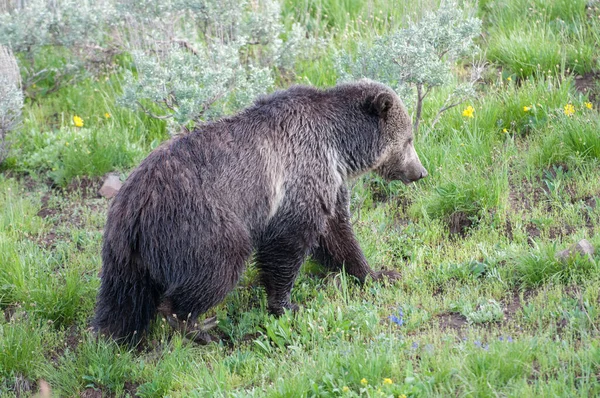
(383, 378), (393, 385)
(360, 378), (368, 386)
(584, 102), (593, 110)
(342, 386), (350, 393)
(65, 142), (69, 146)
(564, 104), (575, 116)
(73, 115), (84, 127)
(507, 77), (512, 82)
(398, 395), (407, 398)
(502, 128), (508, 133)
(104, 112), (111, 118)
(462, 105), (474, 118)
(523, 106), (531, 112)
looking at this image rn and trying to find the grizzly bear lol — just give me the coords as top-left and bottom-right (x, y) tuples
(93, 79), (427, 344)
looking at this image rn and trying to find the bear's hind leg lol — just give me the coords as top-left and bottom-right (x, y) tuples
(158, 232), (252, 343)
(158, 299), (216, 344)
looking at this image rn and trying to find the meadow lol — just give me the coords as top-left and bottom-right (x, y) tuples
(1, 0), (600, 396)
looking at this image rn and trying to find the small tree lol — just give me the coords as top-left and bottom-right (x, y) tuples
(337, 1), (482, 135)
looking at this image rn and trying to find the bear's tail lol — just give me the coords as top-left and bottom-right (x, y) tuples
(93, 252), (160, 345)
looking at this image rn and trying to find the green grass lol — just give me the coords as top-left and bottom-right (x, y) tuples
(1, 0), (600, 396)
(483, 0), (599, 79)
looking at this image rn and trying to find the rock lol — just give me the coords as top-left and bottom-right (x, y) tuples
(99, 173), (122, 199)
(556, 239), (595, 262)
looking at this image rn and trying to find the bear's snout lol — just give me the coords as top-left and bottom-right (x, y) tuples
(406, 163), (428, 182)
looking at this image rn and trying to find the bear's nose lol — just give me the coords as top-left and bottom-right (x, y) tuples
(420, 168), (428, 179)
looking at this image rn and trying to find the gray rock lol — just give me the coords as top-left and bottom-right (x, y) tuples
(556, 239), (595, 262)
(99, 173), (122, 199)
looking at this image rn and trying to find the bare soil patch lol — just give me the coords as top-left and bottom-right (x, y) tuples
(437, 312), (468, 332)
(574, 72), (600, 104)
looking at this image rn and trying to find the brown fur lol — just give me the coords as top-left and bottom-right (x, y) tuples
(93, 79), (427, 344)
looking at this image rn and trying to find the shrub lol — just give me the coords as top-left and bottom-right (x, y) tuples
(0, 46), (22, 165)
(118, 0), (318, 129)
(336, 1), (482, 135)
(0, 0), (119, 90)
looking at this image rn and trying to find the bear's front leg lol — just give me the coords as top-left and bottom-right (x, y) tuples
(255, 198), (324, 315)
(312, 186), (401, 283)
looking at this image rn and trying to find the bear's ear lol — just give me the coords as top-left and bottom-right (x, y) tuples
(366, 91), (394, 118)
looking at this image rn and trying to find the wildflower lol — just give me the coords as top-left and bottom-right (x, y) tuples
(383, 378), (393, 385)
(502, 128), (508, 133)
(507, 336), (513, 343)
(507, 77), (512, 82)
(411, 342), (419, 349)
(523, 106), (531, 112)
(389, 307), (404, 326)
(564, 104), (575, 116)
(585, 102), (593, 110)
(104, 112), (111, 118)
(342, 386), (350, 392)
(360, 378), (368, 386)
(399, 395), (407, 398)
(73, 115), (84, 127)
(462, 105), (474, 118)
(65, 142), (69, 146)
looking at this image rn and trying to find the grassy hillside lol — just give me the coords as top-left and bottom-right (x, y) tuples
(1, 0), (599, 396)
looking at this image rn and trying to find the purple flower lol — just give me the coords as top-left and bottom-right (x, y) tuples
(411, 342), (419, 349)
(474, 340), (489, 350)
(498, 336), (504, 341)
(389, 307), (404, 326)
(507, 336), (513, 343)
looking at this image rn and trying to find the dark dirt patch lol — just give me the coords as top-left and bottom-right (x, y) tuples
(50, 326), (82, 365)
(583, 196), (597, 209)
(448, 211), (474, 237)
(547, 225), (576, 241)
(504, 219), (514, 241)
(64, 176), (104, 200)
(123, 381), (140, 397)
(509, 177), (549, 214)
(4, 303), (21, 322)
(80, 388), (103, 398)
(574, 72), (600, 104)
(503, 293), (524, 323)
(437, 312), (468, 331)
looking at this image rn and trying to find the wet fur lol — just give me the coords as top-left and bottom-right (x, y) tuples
(93, 80), (426, 344)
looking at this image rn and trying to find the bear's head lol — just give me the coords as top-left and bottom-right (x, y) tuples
(365, 83), (428, 184)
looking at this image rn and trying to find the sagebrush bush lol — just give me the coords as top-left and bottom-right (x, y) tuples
(0, 47), (22, 165)
(0, 0), (119, 88)
(117, 0), (319, 129)
(336, 1), (482, 135)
